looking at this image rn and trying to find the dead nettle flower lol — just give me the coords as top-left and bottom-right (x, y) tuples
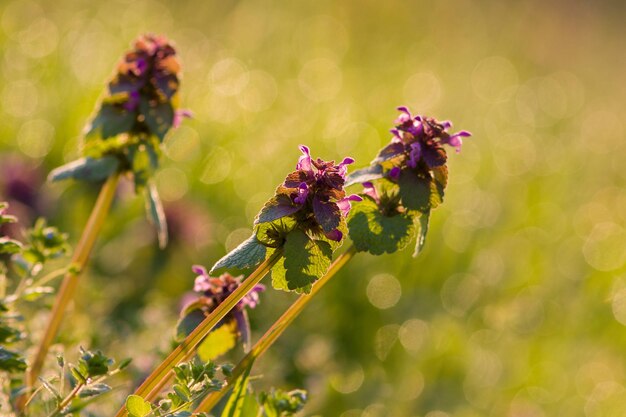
(346, 107), (471, 256)
(179, 265), (265, 352)
(256, 145), (361, 242)
(108, 34), (191, 132)
(191, 265), (265, 311)
(384, 106), (470, 179)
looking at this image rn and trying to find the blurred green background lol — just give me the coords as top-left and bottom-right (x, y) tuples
(1, 0), (626, 416)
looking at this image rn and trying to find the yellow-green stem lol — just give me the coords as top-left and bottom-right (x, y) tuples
(25, 174), (120, 399)
(113, 248), (283, 417)
(194, 245), (357, 414)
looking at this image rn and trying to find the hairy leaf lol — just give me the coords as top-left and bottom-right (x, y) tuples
(374, 141), (405, 163)
(312, 197), (340, 233)
(210, 235), (267, 275)
(254, 217), (297, 248)
(271, 229), (332, 293)
(345, 164), (384, 187)
(255, 194), (301, 224)
(347, 197), (415, 255)
(139, 98), (174, 141)
(398, 170), (443, 212)
(48, 156), (120, 183)
(85, 103), (136, 140)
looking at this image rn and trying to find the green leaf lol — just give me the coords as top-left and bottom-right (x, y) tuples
(0, 238), (22, 255)
(22, 286), (55, 301)
(144, 182), (168, 249)
(48, 156), (120, 183)
(85, 102), (136, 140)
(197, 320), (239, 362)
(345, 164), (384, 187)
(0, 347), (26, 372)
(0, 324), (22, 344)
(79, 349), (113, 378)
(271, 229), (332, 293)
(78, 383), (112, 398)
(347, 197), (416, 255)
(398, 170), (443, 212)
(255, 194), (302, 224)
(413, 210), (430, 257)
(210, 235), (267, 275)
(259, 389), (307, 417)
(139, 98), (174, 141)
(126, 394), (152, 417)
(0, 203), (16, 225)
(254, 216), (297, 248)
(38, 377), (62, 400)
(175, 308), (206, 343)
(222, 359), (254, 417)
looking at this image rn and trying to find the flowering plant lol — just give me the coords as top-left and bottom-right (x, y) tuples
(212, 146), (360, 293)
(347, 106), (471, 255)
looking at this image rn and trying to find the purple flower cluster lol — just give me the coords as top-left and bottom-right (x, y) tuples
(191, 265), (265, 311)
(264, 146), (361, 241)
(384, 107), (471, 179)
(110, 35), (181, 110)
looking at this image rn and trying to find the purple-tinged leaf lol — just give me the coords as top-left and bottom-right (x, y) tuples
(345, 164), (384, 187)
(312, 197), (341, 233)
(374, 142), (405, 163)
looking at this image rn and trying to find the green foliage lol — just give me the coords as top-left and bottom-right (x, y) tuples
(197, 320), (239, 362)
(347, 196), (415, 255)
(0, 237), (22, 255)
(140, 98), (175, 142)
(270, 229), (332, 294)
(145, 181), (168, 249)
(48, 156), (120, 183)
(344, 164), (384, 187)
(222, 361), (254, 417)
(397, 169), (444, 212)
(76, 348), (114, 378)
(126, 395), (152, 417)
(413, 210), (430, 257)
(0, 346), (27, 373)
(85, 101), (137, 140)
(128, 360), (224, 417)
(211, 235), (268, 275)
(22, 218), (70, 264)
(258, 389), (307, 417)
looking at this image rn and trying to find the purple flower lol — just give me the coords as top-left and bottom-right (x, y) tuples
(381, 106), (472, 177)
(361, 182), (380, 204)
(191, 266), (265, 311)
(257, 146), (358, 242)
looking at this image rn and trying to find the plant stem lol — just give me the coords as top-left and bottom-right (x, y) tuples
(25, 174), (120, 400)
(194, 245), (357, 414)
(113, 248), (283, 417)
(48, 381), (84, 417)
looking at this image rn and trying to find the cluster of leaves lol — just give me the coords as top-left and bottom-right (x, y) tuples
(211, 146), (360, 293)
(36, 348), (131, 417)
(0, 203), (69, 382)
(346, 107), (471, 256)
(49, 34), (187, 248)
(125, 361), (223, 417)
(214, 362), (307, 417)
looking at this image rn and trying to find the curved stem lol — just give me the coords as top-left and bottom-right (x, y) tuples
(194, 245), (357, 414)
(113, 249), (283, 417)
(25, 174), (120, 402)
